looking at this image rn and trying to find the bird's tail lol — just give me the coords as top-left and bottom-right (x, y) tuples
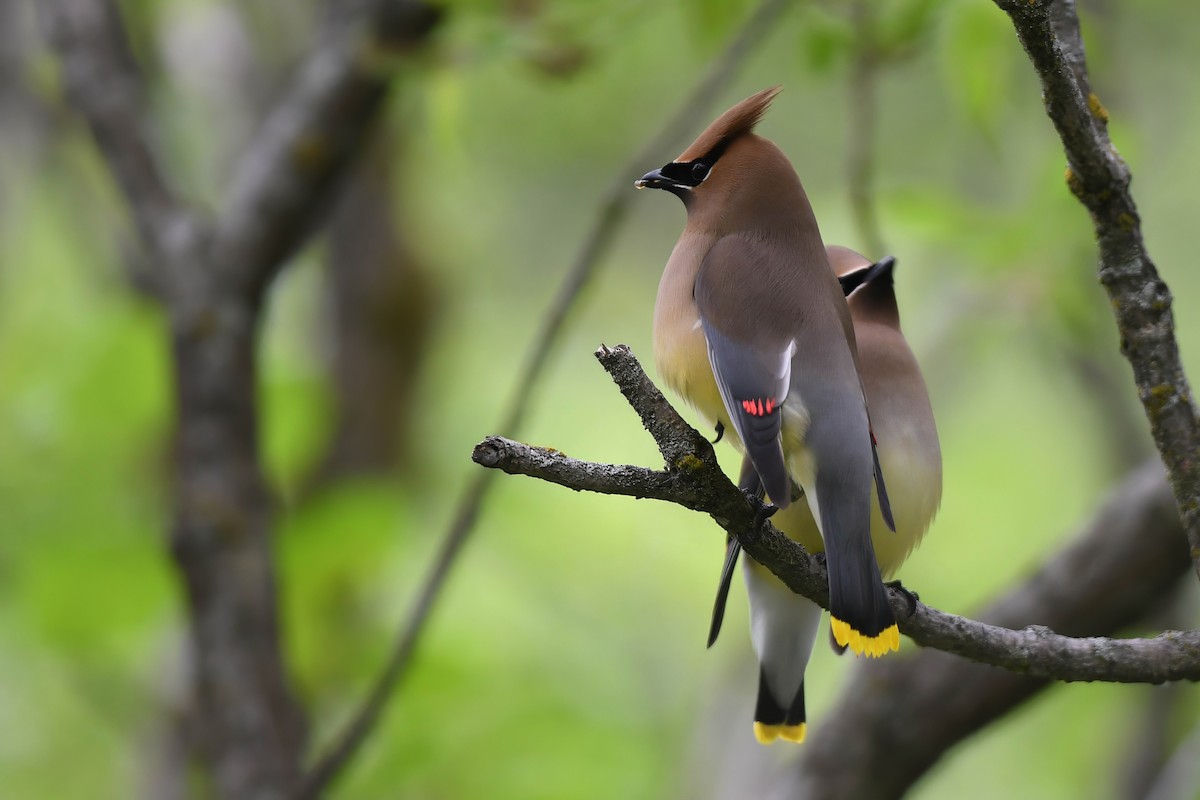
(825, 537), (898, 657)
(743, 560), (822, 744)
(754, 667), (807, 744)
(808, 438), (900, 658)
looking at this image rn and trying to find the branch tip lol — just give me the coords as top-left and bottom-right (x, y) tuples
(471, 439), (503, 468)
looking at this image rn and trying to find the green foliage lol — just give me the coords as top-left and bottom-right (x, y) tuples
(0, 172), (173, 797)
(6, 1), (1200, 798)
(796, 7), (853, 75)
(939, 0), (1023, 140)
(682, 0), (754, 47)
(875, 0), (944, 57)
(796, 0), (946, 76)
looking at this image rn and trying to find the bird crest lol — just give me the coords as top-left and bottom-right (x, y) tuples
(677, 85), (781, 162)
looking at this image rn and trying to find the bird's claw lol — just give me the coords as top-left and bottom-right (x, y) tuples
(885, 580), (920, 617)
(741, 487), (778, 529)
(711, 421), (725, 445)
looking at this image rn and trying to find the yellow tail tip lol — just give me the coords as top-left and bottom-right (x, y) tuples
(754, 722), (807, 745)
(830, 618), (900, 658)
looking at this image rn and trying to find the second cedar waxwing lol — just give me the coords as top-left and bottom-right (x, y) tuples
(709, 246), (943, 741)
(637, 87), (897, 744)
(826, 246), (942, 580)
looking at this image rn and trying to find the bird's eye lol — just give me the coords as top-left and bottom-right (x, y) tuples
(691, 162), (710, 182)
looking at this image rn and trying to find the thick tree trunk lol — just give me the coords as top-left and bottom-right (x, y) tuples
(170, 287), (305, 796)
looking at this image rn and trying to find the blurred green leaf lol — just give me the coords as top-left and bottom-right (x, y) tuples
(682, 0), (753, 47)
(797, 8), (853, 75)
(939, 0), (1019, 138)
(876, 0), (945, 59)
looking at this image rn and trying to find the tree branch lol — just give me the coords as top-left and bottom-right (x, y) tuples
(845, 0), (885, 257)
(39, 0), (197, 263)
(44, 2), (309, 796)
(215, 0), (441, 302)
(993, 0), (1200, 580)
(298, 1), (798, 793)
(308, 120), (438, 487)
(45, 2), (442, 796)
(476, 345), (1200, 684)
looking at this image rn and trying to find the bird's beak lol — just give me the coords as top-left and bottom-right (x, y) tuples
(635, 168), (670, 190)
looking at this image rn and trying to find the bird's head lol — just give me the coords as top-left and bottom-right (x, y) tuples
(828, 245), (901, 329)
(635, 86), (783, 205)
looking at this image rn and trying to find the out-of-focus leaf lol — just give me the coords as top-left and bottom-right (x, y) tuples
(797, 9), (853, 75)
(682, 0), (753, 47)
(876, 0), (945, 59)
(939, 0), (1018, 138)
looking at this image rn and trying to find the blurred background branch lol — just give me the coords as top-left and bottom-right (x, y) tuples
(40, 0), (440, 797)
(845, 0), (885, 258)
(306, 122), (439, 489)
(40, 0), (195, 262)
(782, 459), (1188, 799)
(214, 0), (441, 301)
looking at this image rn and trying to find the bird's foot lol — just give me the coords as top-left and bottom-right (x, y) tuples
(711, 421), (725, 445)
(885, 580), (920, 617)
(740, 487), (779, 530)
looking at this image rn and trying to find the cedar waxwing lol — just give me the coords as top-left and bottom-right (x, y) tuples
(708, 246), (943, 742)
(826, 246), (942, 581)
(637, 87), (898, 744)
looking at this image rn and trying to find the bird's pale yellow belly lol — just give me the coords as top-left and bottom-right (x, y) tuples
(653, 313), (729, 437)
(769, 429), (940, 576)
